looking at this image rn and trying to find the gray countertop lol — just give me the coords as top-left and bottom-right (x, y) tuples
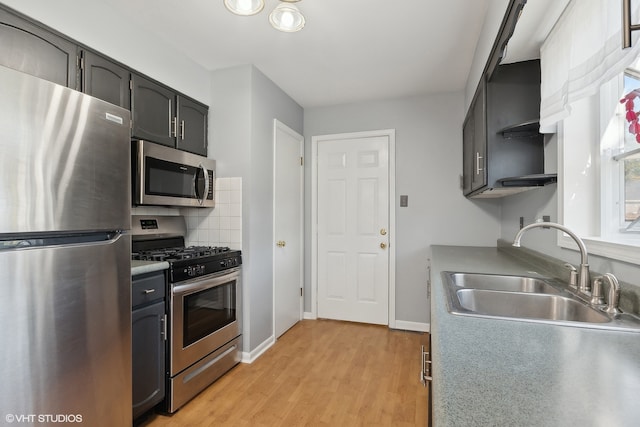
(430, 245), (640, 427)
(131, 259), (169, 276)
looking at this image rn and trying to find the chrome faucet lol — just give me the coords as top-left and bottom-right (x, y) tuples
(513, 222), (591, 295)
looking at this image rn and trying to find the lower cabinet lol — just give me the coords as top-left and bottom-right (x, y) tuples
(132, 271), (166, 420)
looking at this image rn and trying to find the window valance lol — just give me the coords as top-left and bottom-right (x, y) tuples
(540, 0), (640, 132)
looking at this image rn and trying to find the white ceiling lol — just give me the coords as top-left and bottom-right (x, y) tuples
(100, 0), (491, 108)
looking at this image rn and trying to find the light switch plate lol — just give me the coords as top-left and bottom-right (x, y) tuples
(400, 195), (408, 207)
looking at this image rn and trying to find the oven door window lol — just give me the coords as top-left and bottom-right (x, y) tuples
(183, 280), (236, 347)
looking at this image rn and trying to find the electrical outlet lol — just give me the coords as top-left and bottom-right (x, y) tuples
(519, 216), (524, 229)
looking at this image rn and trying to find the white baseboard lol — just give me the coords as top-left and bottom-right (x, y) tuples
(303, 311), (316, 320)
(240, 334), (275, 364)
(393, 320), (430, 333)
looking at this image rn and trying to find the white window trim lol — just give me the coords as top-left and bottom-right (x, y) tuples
(558, 235), (640, 265)
(558, 91), (640, 265)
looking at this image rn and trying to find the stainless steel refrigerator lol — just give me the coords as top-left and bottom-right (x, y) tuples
(0, 65), (132, 426)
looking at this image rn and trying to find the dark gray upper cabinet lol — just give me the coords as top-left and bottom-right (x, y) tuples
(462, 79), (487, 195)
(176, 97), (208, 156)
(131, 74), (208, 156)
(131, 74), (176, 147)
(462, 0), (552, 198)
(462, 60), (544, 197)
(82, 51), (130, 110)
(0, 7), (78, 89)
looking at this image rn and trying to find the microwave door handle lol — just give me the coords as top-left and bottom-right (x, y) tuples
(195, 164), (209, 205)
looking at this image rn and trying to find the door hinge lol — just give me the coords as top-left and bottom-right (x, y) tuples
(300, 156), (304, 166)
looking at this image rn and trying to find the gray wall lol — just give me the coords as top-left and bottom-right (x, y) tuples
(304, 93), (501, 324)
(211, 65), (303, 352)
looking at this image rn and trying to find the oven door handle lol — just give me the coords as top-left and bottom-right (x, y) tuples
(172, 269), (239, 296)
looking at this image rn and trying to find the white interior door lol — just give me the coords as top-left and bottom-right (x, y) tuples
(273, 120), (304, 338)
(316, 134), (390, 325)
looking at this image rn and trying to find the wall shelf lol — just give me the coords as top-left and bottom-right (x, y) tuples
(498, 120), (540, 139)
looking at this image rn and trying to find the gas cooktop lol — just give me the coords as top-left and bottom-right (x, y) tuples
(131, 215), (242, 282)
(132, 246), (233, 262)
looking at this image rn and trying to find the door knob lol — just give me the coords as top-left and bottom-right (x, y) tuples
(380, 228), (387, 236)
(277, 241), (286, 247)
(380, 242), (387, 249)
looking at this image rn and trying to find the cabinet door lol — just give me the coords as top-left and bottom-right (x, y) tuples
(132, 300), (165, 420)
(471, 81), (487, 192)
(462, 110), (474, 195)
(0, 8), (78, 88)
(176, 97), (208, 156)
(131, 74), (176, 147)
(82, 51), (130, 110)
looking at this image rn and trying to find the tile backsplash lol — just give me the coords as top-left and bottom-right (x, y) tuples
(131, 177), (242, 250)
(185, 177), (242, 249)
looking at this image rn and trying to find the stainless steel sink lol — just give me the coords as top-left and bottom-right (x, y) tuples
(442, 271), (640, 332)
(445, 272), (560, 294)
(455, 289), (610, 323)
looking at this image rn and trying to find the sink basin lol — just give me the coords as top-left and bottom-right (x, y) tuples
(455, 289), (610, 323)
(445, 272), (560, 294)
(442, 271), (640, 332)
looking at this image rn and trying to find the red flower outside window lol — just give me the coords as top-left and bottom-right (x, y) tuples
(621, 89), (640, 143)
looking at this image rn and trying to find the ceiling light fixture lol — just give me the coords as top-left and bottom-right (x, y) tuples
(269, 0), (305, 33)
(224, 0), (265, 16)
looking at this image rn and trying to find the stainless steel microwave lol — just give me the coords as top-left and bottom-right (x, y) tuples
(132, 140), (216, 208)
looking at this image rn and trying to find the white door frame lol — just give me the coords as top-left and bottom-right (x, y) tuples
(272, 119), (304, 338)
(311, 129), (396, 328)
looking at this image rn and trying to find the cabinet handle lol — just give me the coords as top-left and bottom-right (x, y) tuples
(143, 289), (156, 294)
(168, 102), (173, 137)
(476, 152), (484, 175)
(171, 117), (178, 138)
(161, 314), (167, 341)
(420, 345), (433, 386)
(180, 120), (185, 140)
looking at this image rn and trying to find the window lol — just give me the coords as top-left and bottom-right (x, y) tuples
(619, 70), (640, 229)
(601, 67), (640, 240)
(540, 0), (640, 264)
(560, 65), (640, 264)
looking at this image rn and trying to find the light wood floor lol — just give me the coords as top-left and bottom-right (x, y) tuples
(140, 319), (429, 426)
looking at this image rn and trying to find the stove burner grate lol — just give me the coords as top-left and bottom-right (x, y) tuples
(132, 246), (231, 262)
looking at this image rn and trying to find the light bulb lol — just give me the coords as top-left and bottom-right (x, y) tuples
(281, 11), (294, 28)
(224, 0), (264, 16)
(269, 3), (305, 32)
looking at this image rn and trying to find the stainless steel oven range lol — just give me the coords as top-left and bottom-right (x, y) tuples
(131, 215), (242, 413)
